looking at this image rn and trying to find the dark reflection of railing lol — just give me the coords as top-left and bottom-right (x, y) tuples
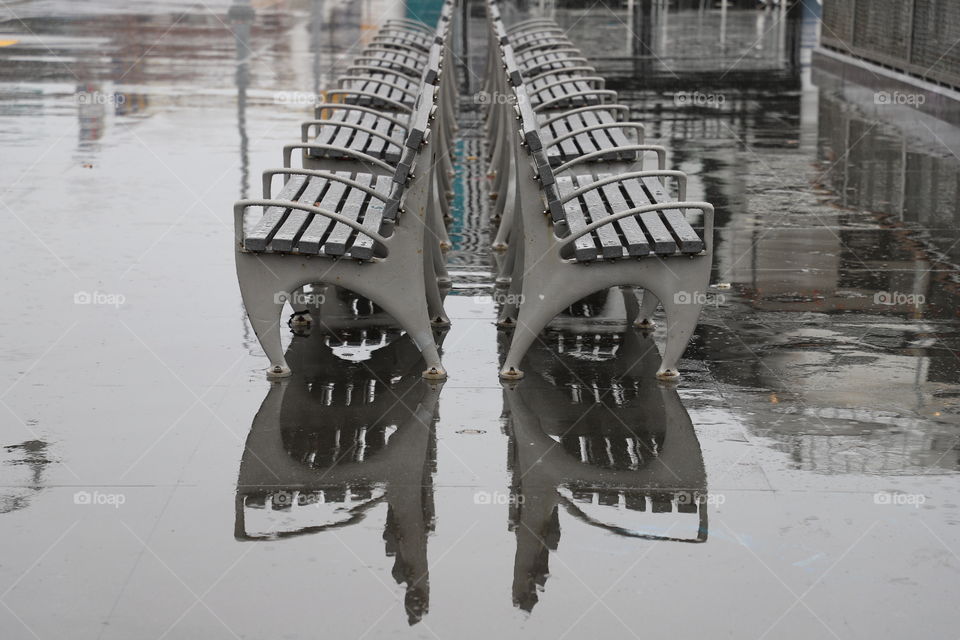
(500, 289), (707, 612)
(236, 317), (443, 625)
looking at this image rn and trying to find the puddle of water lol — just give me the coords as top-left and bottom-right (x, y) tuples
(0, 1), (958, 638)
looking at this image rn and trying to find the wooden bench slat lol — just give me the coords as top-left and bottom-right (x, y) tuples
(570, 111), (602, 159)
(350, 175), (393, 260)
(597, 173), (650, 257)
(269, 177), (328, 253)
(576, 174), (624, 259)
(325, 173), (372, 256)
(552, 114), (581, 163)
(329, 109), (361, 152)
(579, 110), (619, 161)
(593, 109), (634, 157)
(642, 177), (704, 253)
(244, 175), (308, 251)
(620, 178), (678, 254)
(556, 175), (598, 262)
(296, 172), (350, 254)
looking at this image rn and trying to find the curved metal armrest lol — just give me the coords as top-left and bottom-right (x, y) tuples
(540, 104), (631, 127)
(310, 104), (408, 128)
(530, 76), (606, 100)
(515, 35), (573, 53)
(324, 90), (413, 114)
(514, 26), (566, 38)
(282, 143), (395, 173)
(299, 120), (403, 148)
(361, 44), (426, 63)
(508, 18), (558, 32)
(545, 122), (644, 149)
(351, 57), (422, 79)
(261, 168), (391, 202)
(518, 47), (582, 64)
(336, 76), (418, 102)
(534, 90), (618, 113)
(346, 64), (420, 82)
(559, 170), (687, 204)
(382, 18), (433, 34)
(369, 37), (429, 55)
(553, 144), (666, 173)
(556, 201), (714, 255)
(514, 40), (576, 57)
(234, 199), (390, 254)
(526, 65), (597, 85)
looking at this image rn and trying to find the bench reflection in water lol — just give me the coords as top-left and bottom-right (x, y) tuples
(501, 289), (707, 611)
(235, 318), (443, 625)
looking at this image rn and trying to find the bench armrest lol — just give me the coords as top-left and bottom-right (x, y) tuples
(282, 143), (394, 173)
(545, 122), (645, 150)
(553, 144), (667, 174)
(534, 90), (618, 112)
(556, 202), (714, 256)
(234, 199), (390, 255)
(559, 171), (688, 204)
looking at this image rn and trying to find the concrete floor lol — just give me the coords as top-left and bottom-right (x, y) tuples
(0, 1), (958, 638)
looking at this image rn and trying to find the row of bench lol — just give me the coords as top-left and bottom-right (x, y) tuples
(483, 2), (715, 381)
(233, 4), (457, 380)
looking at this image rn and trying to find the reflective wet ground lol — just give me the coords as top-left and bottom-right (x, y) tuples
(1, 1), (959, 638)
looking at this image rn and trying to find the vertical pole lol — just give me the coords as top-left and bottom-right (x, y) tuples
(461, 0), (469, 95)
(720, 0), (726, 49)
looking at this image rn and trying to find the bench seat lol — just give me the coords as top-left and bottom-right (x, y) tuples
(244, 172), (396, 259)
(528, 71), (602, 109)
(306, 109), (408, 164)
(553, 173), (705, 262)
(538, 108), (639, 165)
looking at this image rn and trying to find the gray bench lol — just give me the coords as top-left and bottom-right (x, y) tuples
(484, 4), (715, 381)
(234, 18), (451, 380)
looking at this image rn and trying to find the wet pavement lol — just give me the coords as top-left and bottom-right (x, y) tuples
(1, 0), (959, 638)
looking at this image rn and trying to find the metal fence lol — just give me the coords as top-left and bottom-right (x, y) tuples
(821, 0), (960, 88)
